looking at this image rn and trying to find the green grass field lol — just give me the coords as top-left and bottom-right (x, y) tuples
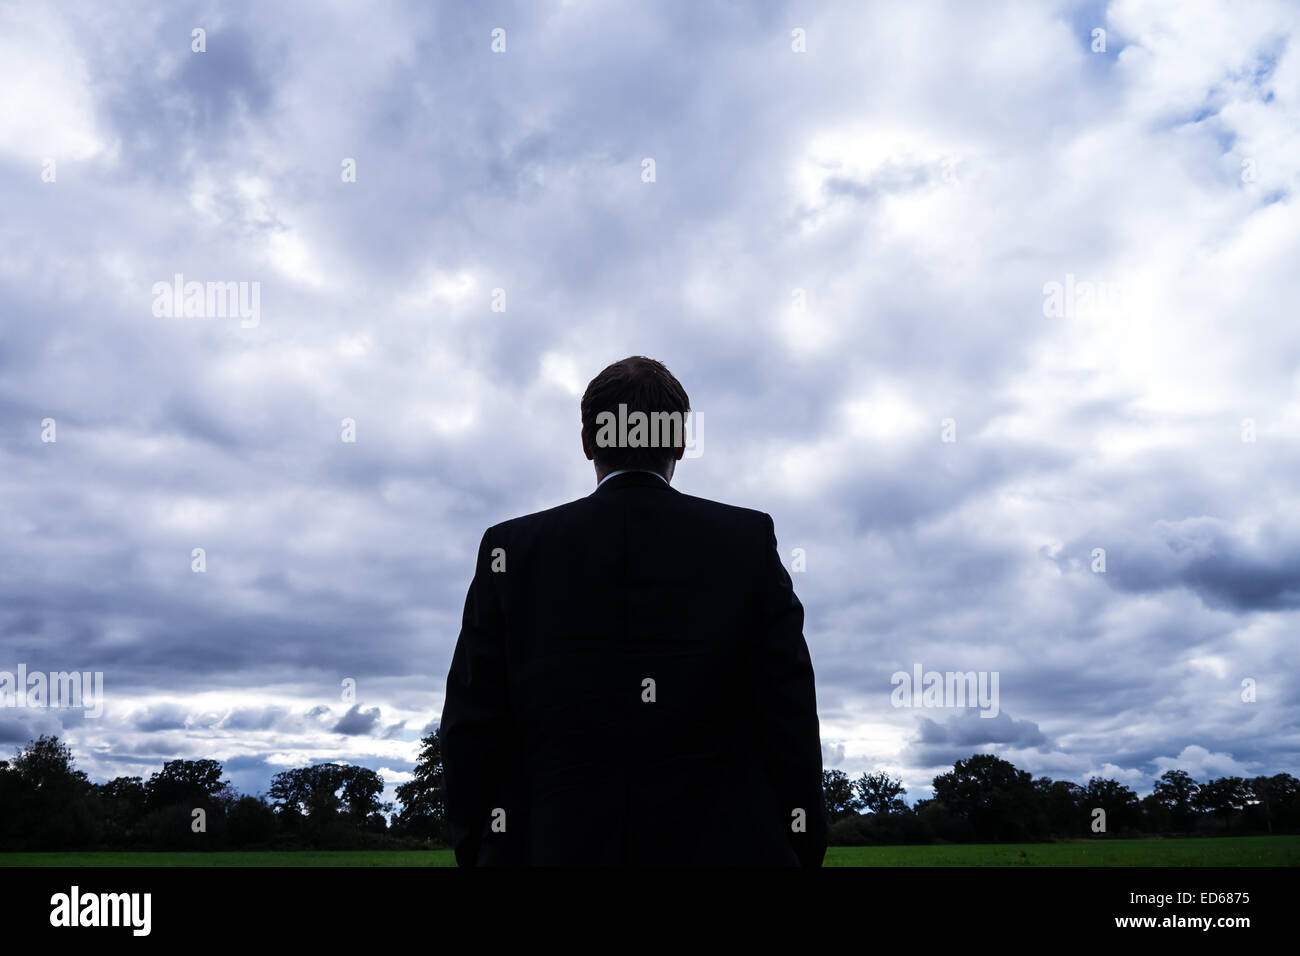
(822, 836), (1300, 866)
(2, 836), (1296, 866)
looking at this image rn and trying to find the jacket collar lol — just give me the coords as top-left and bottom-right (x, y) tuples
(590, 470), (677, 496)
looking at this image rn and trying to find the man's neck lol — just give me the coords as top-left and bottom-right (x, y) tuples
(595, 466), (671, 487)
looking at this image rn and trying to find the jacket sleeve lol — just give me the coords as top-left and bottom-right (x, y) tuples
(754, 513), (827, 866)
(440, 527), (511, 867)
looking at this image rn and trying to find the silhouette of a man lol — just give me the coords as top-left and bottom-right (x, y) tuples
(440, 356), (826, 865)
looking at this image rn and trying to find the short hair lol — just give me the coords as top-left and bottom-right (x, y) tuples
(580, 356), (690, 472)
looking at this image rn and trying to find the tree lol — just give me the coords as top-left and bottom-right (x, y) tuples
(0, 758), (23, 848)
(227, 795), (278, 847)
(94, 776), (148, 844)
(11, 735), (87, 792)
(271, 764), (344, 818)
(1194, 776), (1249, 833)
(1083, 777), (1140, 835)
(395, 728), (449, 843)
(1151, 770), (1199, 833)
(5, 736), (96, 849)
(146, 759), (228, 811)
(1248, 773), (1300, 833)
(340, 767), (385, 826)
(822, 769), (861, 822)
(932, 754), (1037, 842)
(1138, 792), (1167, 833)
(854, 771), (907, 815)
(1034, 776), (1084, 837)
(269, 763), (385, 834)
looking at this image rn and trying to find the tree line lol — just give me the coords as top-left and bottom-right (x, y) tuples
(0, 733), (448, 851)
(822, 754), (1300, 845)
(1, 733), (1295, 851)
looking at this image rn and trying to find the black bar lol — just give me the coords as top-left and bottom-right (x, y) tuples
(3, 865), (1294, 941)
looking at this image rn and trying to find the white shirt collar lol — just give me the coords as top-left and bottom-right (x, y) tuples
(596, 468), (669, 488)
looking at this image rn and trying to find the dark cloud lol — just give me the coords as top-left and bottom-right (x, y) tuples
(132, 704), (190, 732)
(905, 712), (1051, 769)
(219, 706), (291, 731)
(332, 705), (382, 736)
(1063, 517), (1300, 612)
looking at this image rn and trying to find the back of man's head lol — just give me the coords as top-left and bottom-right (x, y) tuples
(581, 356), (690, 474)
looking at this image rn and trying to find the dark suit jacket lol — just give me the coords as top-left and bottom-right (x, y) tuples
(439, 470), (827, 866)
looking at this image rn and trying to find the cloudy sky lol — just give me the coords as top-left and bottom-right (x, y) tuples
(1, 0), (1297, 810)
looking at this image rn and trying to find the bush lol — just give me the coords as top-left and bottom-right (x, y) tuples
(828, 811), (929, 846)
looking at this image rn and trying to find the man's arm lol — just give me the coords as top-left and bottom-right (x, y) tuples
(440, 527), (511, 867)
(754, 512), (827, 866)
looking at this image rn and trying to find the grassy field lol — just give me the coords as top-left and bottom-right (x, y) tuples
(822, 836), (1300, 866)
(2, 836), (1296, 866)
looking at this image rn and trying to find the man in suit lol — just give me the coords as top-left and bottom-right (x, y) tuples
(440, 356), (826, 866)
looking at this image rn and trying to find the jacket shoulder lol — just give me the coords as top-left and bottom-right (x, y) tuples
(672, 490), (772, 529)
(482, 495), (594, 537)
(484, 488), (773, 539)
